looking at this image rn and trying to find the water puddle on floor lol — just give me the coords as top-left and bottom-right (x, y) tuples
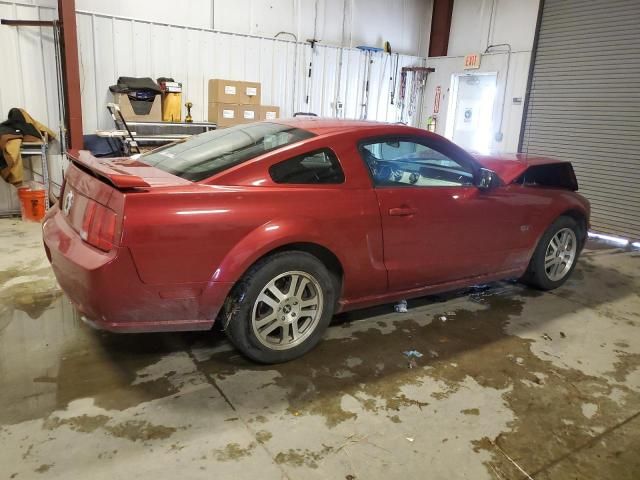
(0, 294), (212, 425)
(1, 249), (639, 478)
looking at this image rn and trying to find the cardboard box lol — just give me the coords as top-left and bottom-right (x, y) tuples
(114, 92), (161, 122)
(208, 103), (239, 127)
(238, 105), (259, 123)
(208, 79), (242, 104)
(240, 81), (261, 105)
(159, 81), (182, 93)
(259, 105), (280, 121)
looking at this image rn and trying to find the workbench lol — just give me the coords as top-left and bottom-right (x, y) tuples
(97, 118), (217, 155)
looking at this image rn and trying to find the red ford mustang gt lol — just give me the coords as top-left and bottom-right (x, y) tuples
(43, 119), (590, 363)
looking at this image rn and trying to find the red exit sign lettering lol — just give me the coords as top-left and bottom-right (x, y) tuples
(464, 53), (481, 69)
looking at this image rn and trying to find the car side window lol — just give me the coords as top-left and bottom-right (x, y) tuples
(359, 139), (474, 187)
(270, 148), (345, 184)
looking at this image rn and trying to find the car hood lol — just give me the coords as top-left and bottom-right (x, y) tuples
(472, 153), (568, 184)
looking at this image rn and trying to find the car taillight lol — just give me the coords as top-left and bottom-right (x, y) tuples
(80, 201), (117, 251)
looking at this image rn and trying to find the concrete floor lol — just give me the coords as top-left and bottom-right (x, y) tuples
(1, 218), (639, 479)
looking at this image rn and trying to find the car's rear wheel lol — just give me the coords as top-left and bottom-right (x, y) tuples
(223, 251), (336, 363)
(521, 215), (582, 290)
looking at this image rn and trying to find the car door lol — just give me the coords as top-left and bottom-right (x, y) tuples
(359, 136), (530, 291)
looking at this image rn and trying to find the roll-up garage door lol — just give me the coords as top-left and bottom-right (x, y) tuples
(520, 0), (640, 239)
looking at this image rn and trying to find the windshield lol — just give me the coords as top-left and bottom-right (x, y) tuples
(141, 122), (315, 181)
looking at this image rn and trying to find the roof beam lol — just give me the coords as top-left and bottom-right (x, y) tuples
(429, 0), (454, 57)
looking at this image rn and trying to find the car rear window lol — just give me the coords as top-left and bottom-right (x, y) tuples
(270, 148), (345, 184)
(140, 123), (315, 181)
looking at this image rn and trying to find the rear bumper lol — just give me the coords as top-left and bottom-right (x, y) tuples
(43, 205), (233, 333)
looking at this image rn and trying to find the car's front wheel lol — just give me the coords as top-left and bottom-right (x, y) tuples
(223, 251), (336, 363)
(522, 215), (583, 290)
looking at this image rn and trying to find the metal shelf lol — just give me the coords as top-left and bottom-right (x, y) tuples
(21, 136), (50, 211)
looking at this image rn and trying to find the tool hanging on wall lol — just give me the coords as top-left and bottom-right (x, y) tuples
(274, 31), (299, 115)
(333, 0), (350, 118)
(391, 53), (400, 105)
(305, 38), (320, 106)
(384, 42), (400, 106)
(398, 66), (435, 124)
(357, 46), (384, 120)
(398, 69), (407, 120)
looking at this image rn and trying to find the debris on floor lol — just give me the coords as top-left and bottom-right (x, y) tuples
(542, 333), (553, 341)
(394, 299), (408, 313)
(403, 349), (423, 369)
(468, 284), (502, 304)
(403, 350), (423, 358)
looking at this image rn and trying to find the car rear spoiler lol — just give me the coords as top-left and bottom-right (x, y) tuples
(71, 150), (151, 189)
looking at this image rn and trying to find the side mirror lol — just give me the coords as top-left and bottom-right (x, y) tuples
(476, 168), (499, 190)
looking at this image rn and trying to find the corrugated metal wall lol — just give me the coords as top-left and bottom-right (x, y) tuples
(521, 0), (640, 239)
(75, 9), (426, 132)
(0, 0), (60, 214)
(0, 2), (426, 213)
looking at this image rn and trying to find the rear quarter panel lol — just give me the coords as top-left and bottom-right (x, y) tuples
(121, 133), (387, 301)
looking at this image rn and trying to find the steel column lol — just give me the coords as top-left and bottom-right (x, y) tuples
(428, 0), (454, 57)
(58, 0), (83, 151)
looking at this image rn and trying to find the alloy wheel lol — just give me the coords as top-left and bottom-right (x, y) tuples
(544, 227), (577, 282)
(251, 271), (323, 350)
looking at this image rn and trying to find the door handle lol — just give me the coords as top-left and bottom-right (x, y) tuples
(388, 206), (418, 216)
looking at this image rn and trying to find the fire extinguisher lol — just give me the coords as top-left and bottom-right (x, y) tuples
(426, 115), (437, 133)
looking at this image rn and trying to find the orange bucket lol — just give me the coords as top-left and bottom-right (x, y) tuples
(18, 186), (47, 222)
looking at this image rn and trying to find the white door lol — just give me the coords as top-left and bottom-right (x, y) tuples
(445, 73), (497, 154)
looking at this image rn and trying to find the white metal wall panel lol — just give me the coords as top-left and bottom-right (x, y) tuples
(0, 0), (60, 215)
(521, 0), (640, 239)
(1, 4), (426, 213)
(75, 9), (426, 132)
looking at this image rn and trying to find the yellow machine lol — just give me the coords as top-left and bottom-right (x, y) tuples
(158, 79), (183, 122)
(162, 93), (182, 122)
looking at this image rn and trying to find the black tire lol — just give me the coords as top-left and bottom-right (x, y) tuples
(222, 251), (336, 364)
(521, 215), (583, 291)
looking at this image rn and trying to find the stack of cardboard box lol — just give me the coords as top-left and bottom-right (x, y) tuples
(207, 79), (280, 127)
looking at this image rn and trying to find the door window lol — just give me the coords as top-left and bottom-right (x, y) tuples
(359, 139), (474, 187)
(270, 148), (345, 184)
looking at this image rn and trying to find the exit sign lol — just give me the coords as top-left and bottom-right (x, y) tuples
(464, 53), (481, 69)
